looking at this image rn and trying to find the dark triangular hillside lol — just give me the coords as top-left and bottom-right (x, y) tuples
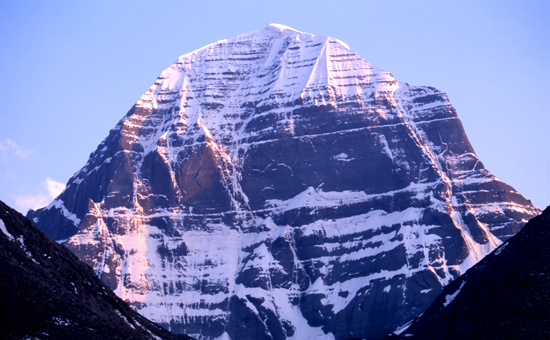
(396, 206), (550, 339)
(0, 200), (193, 340)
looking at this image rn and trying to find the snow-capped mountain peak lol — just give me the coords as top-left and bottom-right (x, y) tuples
(29, 25), (540, 340)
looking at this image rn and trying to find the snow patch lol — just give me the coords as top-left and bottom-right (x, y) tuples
(52, 317), (72, 326)
(115, 309), (135, 329)
(0, 220), (14, 241)
(394, 319), (414, 335)
(493, 241), (508, 256)
(14, 234), (37, 263)
(46, 199), (81, 226)
(333, 153), (354, 162)
(267, 23), (301, 33)
(443, 280), (467, 307)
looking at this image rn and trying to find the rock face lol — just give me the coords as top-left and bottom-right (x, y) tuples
(28, 24), (540, 340)
(399, 206), (550, 339)
(0, 200), (192, 340)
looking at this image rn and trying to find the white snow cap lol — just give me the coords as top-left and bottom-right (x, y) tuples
(266, 23), (302, 33)
(264, 23), (350, 50)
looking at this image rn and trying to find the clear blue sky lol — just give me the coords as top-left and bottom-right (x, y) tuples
(0, 0), (548, 213)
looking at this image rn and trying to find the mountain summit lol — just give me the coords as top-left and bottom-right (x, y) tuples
(29, 25), (540, 340)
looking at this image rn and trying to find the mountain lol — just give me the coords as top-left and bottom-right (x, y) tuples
(28, 24), (540, 340)
(394, 206), (550, 339)
(0, 200), (193, 340)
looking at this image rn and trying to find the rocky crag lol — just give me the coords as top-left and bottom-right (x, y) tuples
(28, 24), (540, 340)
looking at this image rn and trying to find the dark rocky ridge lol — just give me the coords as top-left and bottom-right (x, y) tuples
(0, 200), (193, 340)
(396, 206), (550, 339)
(27, 25), (541, 339)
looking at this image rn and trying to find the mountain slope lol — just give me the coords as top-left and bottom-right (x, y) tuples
(28, 24), (540, 340)
(0, 200), (192, 340)
(397, 206), (550, 339)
